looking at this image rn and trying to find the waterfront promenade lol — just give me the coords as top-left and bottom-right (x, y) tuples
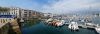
(0, 23), (8, 28)
(0, 22), (9, 34)
(0, 18), (22, 34)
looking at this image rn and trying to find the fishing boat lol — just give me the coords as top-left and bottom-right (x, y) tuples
(68, 22), (79, 31)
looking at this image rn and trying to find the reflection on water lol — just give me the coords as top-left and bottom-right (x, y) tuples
(22, 19), (41, 28)
(21, 22), (97, 34)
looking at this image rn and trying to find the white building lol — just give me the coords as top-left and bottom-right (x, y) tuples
(0, 7), (21, 18)
(21, 9), (33, 20)
(9, 7), (21, 18)
(0, 7), (15, 23)
(0, 7), (37, 20)
(43, 13), (53, 17)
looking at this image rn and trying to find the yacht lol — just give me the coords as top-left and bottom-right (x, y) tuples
(46, 18), (53, 22)
(68, 22), (79, 31)
(55, 20), (65, 27)
(85, 23), (97, 27)
(56, 20), (65, 27)
(95, 27), (100, 34)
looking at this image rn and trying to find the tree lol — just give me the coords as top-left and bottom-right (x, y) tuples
(0, 7), (9, 12)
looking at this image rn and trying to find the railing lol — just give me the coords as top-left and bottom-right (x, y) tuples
(65, 23), (100, 29)
(0, 22), (8, 28)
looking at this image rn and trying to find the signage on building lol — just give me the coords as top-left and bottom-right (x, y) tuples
(0, 15), (15, 18)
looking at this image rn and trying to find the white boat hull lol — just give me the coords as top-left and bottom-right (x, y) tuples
(68, 22), (79, 30)
(95, 28), (100, 34)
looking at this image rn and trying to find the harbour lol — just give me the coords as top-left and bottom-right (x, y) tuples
(21, 22), (98, 34)
(0, 0), (100, 34)
(42, 16), (100, 34)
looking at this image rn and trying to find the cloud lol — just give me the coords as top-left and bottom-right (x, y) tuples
(40, 0), (100, 14)
(0, 0), (100, 14)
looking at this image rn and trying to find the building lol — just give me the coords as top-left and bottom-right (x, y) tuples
(9, 7), (34, 20)
(0, 15), (14, 23)
(0, 7), (43, 21)
(0, 7), (21, 18)
(21, 9), (33, 20)
(9, 7), (21, 18)
(0, 7), (22, 23)
(43, 13), (50, 19)
(0, 15), (14, 34)
(43, 13), (53, 18)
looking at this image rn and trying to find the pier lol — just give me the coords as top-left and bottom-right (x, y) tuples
(65, 23), (100, 29)
(65, 22), (100, 34)
(0, 23), (9, 34)
(0, 18), (22, 34)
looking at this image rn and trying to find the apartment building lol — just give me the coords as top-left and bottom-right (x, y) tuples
(9, 7), (21, 18)
(21, 9), (33, 20)
(0, 7), (43, 21)
(0, 7), (21, 18)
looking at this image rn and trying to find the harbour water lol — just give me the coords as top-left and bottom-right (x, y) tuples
(21, 22), (98, 34)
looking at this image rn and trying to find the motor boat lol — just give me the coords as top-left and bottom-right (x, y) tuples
(95, 27), (100, 34)
(68, 22), (79, 31)
(56, 20), (65, 27)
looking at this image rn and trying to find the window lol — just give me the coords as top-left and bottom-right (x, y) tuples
(9, 19), (11, 20)
(12, 12), (13, 14)
(14, 11), (15, 14)
(9, 13), (10, 15)
(1, 19), (2, 23)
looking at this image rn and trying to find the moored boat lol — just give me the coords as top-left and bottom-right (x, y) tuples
(95, 27), (100, 34)
(68, 22), (79, 31)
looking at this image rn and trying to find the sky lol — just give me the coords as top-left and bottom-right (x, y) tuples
(0, 0), (100, 14)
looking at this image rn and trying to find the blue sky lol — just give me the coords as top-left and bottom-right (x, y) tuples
(0, 0), (100, 14)
(0, 0), (54, 10)
(0, 0), (59, 10)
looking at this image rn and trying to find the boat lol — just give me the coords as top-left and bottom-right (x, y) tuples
(45, 18), (53, 24)
(95, 27), (100, 34)
(46, 18), (53, 22)
(85, 23), (97, 28)
(20, 18), (24, 23)
(68, 22), (79, 31)
(85, 23), (95, 26)
(56, 21), (63, 26)
(56, 20), (65, 27)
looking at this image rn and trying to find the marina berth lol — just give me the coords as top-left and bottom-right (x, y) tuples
(45, 17), (100, 34)
(55, 20), (65, 26)
(45, 18), (65, 27)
